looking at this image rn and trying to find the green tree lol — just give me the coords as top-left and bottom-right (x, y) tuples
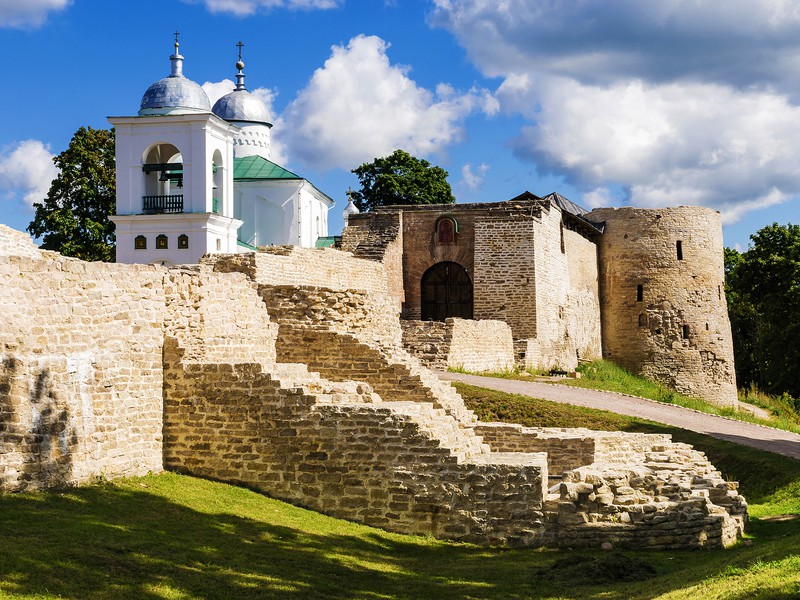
(350, 149), (455, 212)
(724, 247), (759, 390)
(28, 126), (116, 262)
(726, 223), (800, 397)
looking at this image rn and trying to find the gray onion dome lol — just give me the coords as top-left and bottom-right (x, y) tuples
(211, 42), (272, 126)
(139, 37), (210, 116)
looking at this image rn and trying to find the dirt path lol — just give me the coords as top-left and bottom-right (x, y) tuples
(439, 372), (800, 461)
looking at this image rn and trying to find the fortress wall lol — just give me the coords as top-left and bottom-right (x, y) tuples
(0, 225), (43, 259)
(587, 207), (737, 407)
(402, 318), (515, 372)
(401, 320), (450, 369)
(164, 358), (549, 545)
(258, 285), (402, 347)
(257, 246), (391, 296)
(473, 216), (538, 357)
(208, 248), (403, 345)
(272, 326), (480, 426)
(163, 265), (278, 366)
(340, 211), (405, 305)
(0, 256), (165, 491)
(475, 424), (675, 478)
(527, 204), (602, 370)
(475, 423), (747, 548)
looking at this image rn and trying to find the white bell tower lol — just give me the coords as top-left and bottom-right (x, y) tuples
(109, 34), (242, 266)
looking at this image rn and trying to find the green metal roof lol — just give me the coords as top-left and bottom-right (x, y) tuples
(233, 156), (302, 181)
(315, 236), (341, 248)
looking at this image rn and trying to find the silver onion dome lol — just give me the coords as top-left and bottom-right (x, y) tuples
(211, 41), (272, 126)
(212, 92), (271, 125)
(139, 35), (211, 116)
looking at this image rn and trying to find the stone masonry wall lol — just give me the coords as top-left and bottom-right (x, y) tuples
(587, 207), (737, 407)
(162, 256), (553, 547)
(402, 318), (516, 372)
(0, 225), (42, 259)
(528, 203), (602, 370)
(473, 212), (539, 356)
(396, 207), (477, 320)
(209, 250), (480, 426)
(1, 226), (747, 549)
(475, 423), (747, 548)
(334, 211), (406, 306)
(1, 253), (165, 491)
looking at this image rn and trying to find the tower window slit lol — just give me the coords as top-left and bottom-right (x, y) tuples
(676, 240), (683, 260)
(683, 325), (690, 339)
(637, 284), (643, 302)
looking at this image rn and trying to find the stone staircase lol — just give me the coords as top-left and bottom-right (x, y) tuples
(273, 324), (480, 426)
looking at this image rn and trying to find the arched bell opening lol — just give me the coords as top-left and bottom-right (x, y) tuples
(142, 143), (184, 214)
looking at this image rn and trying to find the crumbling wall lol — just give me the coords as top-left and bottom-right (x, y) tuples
(163, 257), (551, 546)
(402, 318), (515, 373)
(475, 423), (747, 548)
(0, 225), (42, 259)
(0, 254), (165, 491)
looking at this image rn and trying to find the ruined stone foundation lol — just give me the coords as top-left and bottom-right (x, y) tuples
(0, 226), (746, 549)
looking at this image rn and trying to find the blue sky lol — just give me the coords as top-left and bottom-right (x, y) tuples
(1, 0), (799, 250)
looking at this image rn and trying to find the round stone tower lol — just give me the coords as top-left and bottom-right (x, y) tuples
(586, 206), (737, 408)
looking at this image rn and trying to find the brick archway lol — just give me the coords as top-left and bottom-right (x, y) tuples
(421, 261), (473, 321)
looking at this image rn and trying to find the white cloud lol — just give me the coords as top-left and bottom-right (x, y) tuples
(461, 162), (489, 191)
(0, 140), (57, 208)
(0, 0), (70, 28)
(196, 0), (341, 16)
(510, 77), (800, 222)
(431, 0), (800, 223)
(281, 34), (495, 170)
(582, 188), (616, 209)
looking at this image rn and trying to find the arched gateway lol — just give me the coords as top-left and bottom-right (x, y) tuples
(421, 261), (473, 321)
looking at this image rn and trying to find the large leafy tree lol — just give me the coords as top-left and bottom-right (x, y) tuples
(725, 223), (800, 397)
(28, 126), (116, 262)
(350, 149), (455, 212)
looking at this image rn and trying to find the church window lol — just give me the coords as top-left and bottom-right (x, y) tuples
(435, 216), (457, 245)
(156, 235), (168, 250)
(676, 240), (684, 260)
(637, 284), (643, 302)
(560, 222), (565, 253)
(421, 262), (473, 321)
(135, 235), (147, 250)
(216, 239), (222, 251)
(178, 234), (189, 249)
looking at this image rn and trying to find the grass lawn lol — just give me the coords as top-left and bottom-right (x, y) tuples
(1, 385), (799, 599)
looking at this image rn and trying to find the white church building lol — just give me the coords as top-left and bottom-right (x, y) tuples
(110, 37), (334, 265)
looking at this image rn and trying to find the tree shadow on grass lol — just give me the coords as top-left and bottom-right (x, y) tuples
(0, 481), (546, 600)
(0, 475), (799, 600)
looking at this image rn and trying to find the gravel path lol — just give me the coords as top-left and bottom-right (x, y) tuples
(439, 372), (800, 461)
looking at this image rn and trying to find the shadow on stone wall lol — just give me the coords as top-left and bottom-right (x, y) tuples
(1, 357), (78, 490)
